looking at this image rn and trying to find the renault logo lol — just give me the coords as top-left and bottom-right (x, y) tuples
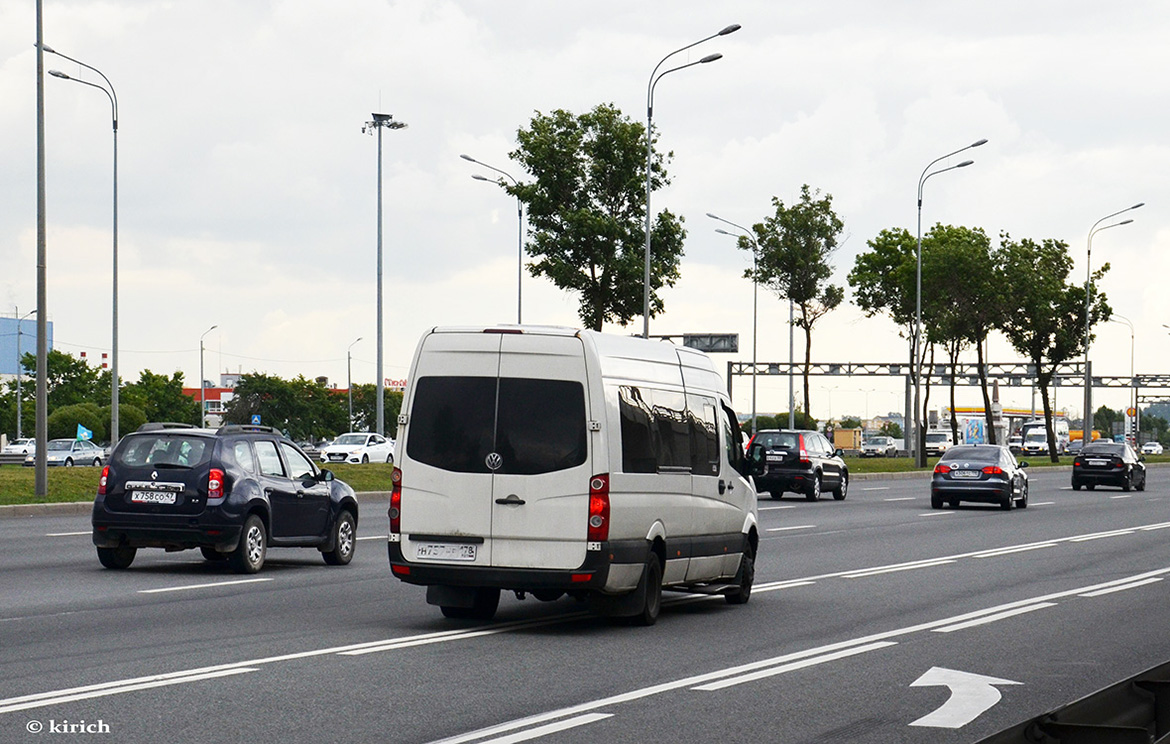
(151, 470), (158, 481)
(485, 453), (503, 471)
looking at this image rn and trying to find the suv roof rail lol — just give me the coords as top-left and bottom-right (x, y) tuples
(136, 422), (197, 432)
(216, 424), (280, 435)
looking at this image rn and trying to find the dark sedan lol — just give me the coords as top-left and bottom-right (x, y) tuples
(931, 444), (1029, 510)
(1071, 441), (1147, 492)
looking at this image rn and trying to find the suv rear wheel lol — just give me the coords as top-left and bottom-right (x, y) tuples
(229, 515), (267, 573)
(97, 545), (136, 569)
(806, 473), (821, 501)
(323, 510), (356, 566)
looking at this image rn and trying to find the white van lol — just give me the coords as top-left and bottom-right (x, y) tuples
(388, 326), (760, 625)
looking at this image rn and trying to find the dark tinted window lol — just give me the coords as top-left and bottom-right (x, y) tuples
(1082, 443), (1123, 456)
(941, 446), (1000, 462)
(407, 376), (586, 475)
(115, 435), (213, 468)
(651, 390), (691, 470)
(689, 396), (719, 476)
(619, 386), (657, 474)
(755, 431), (800, 451)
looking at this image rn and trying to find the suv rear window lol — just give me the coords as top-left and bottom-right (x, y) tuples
(407, 376), (587, 475)
(115, 434), (214, 468)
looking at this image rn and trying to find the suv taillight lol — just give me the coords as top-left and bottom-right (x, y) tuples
(389, 467), (402, 534)
(98, 465), (109, 495)
(208, 468), (224, 500)
(588, 474), (610, 542)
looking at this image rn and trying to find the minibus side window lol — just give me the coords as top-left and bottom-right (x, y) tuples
(619, 386), (658, 474)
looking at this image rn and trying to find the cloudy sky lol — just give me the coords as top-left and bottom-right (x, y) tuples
(2, 0), (1167, 424)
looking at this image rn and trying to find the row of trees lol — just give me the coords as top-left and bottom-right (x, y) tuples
(1, 350), (401, 443)
(494, 102), (1113, 463)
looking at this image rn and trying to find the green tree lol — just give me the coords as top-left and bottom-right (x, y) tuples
(839, 416), (862, 430)
(999, 234), (1110, 462)
(103, 403), (148, 439)
(878, 421), (903, 440)
(746, 185), (845, 420)
(21, 349), (108, 410)
(1094, 405), (1122, 438)
(349, 384), (403, 437)
(122, 370), (201, 425)
(921, 225), (1002, 445)
(224, 374), (348, 442)
(47, 403), (106, 441)
(508, 103), (686, 330)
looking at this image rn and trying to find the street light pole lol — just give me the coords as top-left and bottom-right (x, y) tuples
(461, 154), (524, 324)
(199, 325), (217, 428)
(913, 138), (987, 467)
(364, 113), (407, 436)
(45, 48), (119, 448)
(1110, 314), (1136, 440)
(347, 337), (362, 431)
(709, 214), (758, 434)
(643, 24), (739, 339)
(16, 309), (36, 441)
(1083, 204), (1142, 446)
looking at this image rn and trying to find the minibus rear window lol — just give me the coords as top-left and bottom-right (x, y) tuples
(407, 376), (587, 475)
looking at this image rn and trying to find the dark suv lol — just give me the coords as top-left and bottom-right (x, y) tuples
(92, 423), (359, 573)
(748, 429), (848, 501)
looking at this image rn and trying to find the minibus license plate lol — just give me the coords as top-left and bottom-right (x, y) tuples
(131, 491), (177, 505)
(416, 543), (477, 561)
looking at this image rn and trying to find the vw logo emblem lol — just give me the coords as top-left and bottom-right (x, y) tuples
(151, 470), (158, 481)
(485, 453), (503, 471)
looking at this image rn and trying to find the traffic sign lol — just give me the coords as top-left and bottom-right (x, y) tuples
(251, 414), (261, 425)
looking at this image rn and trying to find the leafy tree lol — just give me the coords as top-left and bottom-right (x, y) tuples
(47, 403), (106, 441)
(122, 370), (200, 425)
(839, 416), (862, 430)
(1094, 405), (1122, 438)
(746, 185), (845, 421)
(348, 384), (403, 436)
(1141, 412), (1168, 444)
(921, 225), (1001, 445)
(103, 403), (148, 439)
(223, 374), (347, 442)
(741, 411), (817, 436)
(20, 349), (109, 411)
(507, 103), (686, 330)
(878, 421), (903, 440)
(999, 234), (1110, 462)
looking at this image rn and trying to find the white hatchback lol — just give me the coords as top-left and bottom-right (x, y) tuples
(319, 432), (395, 465)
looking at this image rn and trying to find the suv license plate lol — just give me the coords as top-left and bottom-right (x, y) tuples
(131, 491), (177, 505)
(415, 543), (477, 562)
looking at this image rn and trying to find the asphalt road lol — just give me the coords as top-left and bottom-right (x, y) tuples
(2, 467), (1168, 744)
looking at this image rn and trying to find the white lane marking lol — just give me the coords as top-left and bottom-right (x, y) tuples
(919, 512), (955, 517)
(765, 525), (817, 533)
(864, 487), (891, 492)
(1030, 501), (1056, 506)
(479, 714), (613, 744)
(1140, 522), (1170, 531)
(973, 543), (1058, 558)
(46, 531), (90, 537)
(883, 496), (914, 501)
(1111, 495), (1133, 500)
(693, 642), (898, 691)
(138, 578), (272, 594)
(843, 559), (957, 578)
(1079, 577), (1164, 598)
(758, 505), (797, 510)
(357, 534), (387, 541)
(0, 668), (257, 714)
(1070, 529), (1135, 542)
(932, 603), (1057, 633)
(909, 667), (1022, 729)
(753, 580), (816, 592)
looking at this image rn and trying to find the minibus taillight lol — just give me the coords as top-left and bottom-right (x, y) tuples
(588, 474), (610, 543)
(98, 466), (109, 495)
(208, 468), (224, 500)
(389, 467), (403, 534)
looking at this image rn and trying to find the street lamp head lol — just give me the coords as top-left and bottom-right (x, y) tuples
(40, 43), (57, 54)
(718, 24), (742, 35)
(715, 228), (734, 236)
(1118, 219), (1134, 226)
(1131, 202), (1145, 210)
(971, 138), (989, 148)
(460, 154), (477, 163)
(956, 159), (974, 168)
(48, 70), (71, 80)
(471, 174), (493, 182)
(699, 53), (723, 63)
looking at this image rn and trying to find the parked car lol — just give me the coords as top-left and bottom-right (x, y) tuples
(861, 436), (897, 458)
(91, 422), (359, 572)
(318, 432), (394, 465)
(1007, 435), (1023, 454)
(1141, 441), (1163, 456)
(24, 438), (104, 467)
(1072, 441), (1147, 492)
(924, 430), (953, 457)
(750, 429), (848, 501)
(931, 444), (1029, 510)
(3, 437), (35, 455)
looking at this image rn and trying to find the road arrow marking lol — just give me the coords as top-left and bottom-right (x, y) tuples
(909, 667), (1021, 729)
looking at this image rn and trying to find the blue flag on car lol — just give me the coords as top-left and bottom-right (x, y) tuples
(77, 424), (93, 441)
